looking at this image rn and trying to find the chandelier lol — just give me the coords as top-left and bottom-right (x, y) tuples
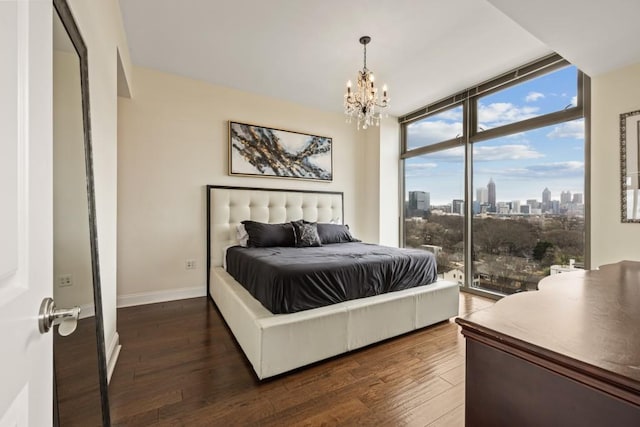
(344, 36), (389, 130)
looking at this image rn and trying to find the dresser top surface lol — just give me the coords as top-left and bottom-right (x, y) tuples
(457, 260), (640, 390)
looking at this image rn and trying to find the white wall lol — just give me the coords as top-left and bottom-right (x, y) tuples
(117, 66), (369, 300)
(67, 0), (133, 370)
(591, 62), (640, 267)
(361, 127), (381, 244)
(378, 118), (400, 247)
(360, 118), (401, 246)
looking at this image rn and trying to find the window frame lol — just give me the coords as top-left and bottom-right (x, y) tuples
(403, 104), (465, 153)
(399, 53), (590, 299)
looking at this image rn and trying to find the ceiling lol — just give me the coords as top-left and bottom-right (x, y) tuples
(487, 0), (640, 76)
(118, 0), (640, 117)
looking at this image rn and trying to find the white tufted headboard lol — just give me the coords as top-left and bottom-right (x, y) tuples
(206, 185), (344, 287)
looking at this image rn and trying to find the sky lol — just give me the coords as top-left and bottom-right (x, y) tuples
(404, 66), (584, 205)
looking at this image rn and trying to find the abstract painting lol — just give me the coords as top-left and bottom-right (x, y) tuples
(229, 121), (332, 181)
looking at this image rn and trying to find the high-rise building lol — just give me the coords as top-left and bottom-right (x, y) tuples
(408, 191), (430, 213)
(542, 187), (551, 211)
(487, 178), (496, 212)
(572, 193), (583, 204)
(476, 187), (488, 205)
(511, 200), (521, 214)
(561, 190), (572, 204)
(452, 199), (464, 215)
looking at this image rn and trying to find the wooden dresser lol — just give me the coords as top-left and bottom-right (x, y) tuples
(456, 261), (640, 426)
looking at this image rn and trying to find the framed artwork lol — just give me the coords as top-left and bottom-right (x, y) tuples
(620, 109), (640, 222)
(228, 121), (332, 181)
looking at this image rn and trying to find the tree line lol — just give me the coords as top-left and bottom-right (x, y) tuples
(405, 214), (584, 282)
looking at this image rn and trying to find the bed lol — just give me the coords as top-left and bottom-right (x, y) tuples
(206, 185), (459, 379)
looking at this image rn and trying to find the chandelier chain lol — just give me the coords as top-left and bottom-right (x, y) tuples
(363, 42), (367, 71)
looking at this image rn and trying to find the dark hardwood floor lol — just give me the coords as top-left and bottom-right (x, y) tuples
(109, 292), (495, 426)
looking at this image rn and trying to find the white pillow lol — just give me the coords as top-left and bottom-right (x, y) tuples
(236, 224), (249, 247)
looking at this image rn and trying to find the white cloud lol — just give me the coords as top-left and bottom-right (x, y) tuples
(435, 107), (463, 121)
(480, 161), (584, 179)
(506, 132), (527, 140)
(525, 92), (545, 102)
(477, 102), (539, 128)
(407, 120), (463, 147)
(473, 144), (544, 161)
(425, 146), (465, 162)
(406, 162), (438, 169)
(570, 95), (578, 106)
(409, 144), (543, 165)
(535, 161), (583, 173)
(547, 119), (584, 139)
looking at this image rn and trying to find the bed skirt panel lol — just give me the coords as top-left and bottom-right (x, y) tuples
(210, 267), (459, 379)
(415, 282), (461, 329)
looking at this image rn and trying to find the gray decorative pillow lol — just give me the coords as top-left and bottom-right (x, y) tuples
(316, 223), (359, 244)
(291, 221), (322, 247)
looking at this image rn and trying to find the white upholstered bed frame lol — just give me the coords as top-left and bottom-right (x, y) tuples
(206, 185), (459, 379)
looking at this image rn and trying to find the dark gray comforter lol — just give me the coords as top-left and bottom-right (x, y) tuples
(225, 242), (438, 314)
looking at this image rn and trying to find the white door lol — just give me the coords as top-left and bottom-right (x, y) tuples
(0, 1), (53, 426)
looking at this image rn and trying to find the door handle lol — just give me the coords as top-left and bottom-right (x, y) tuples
(38, 297), (81, 336)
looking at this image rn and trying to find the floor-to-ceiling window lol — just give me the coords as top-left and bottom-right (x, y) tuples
(403, 106), (465, 281)
(401, 54), (588, 297)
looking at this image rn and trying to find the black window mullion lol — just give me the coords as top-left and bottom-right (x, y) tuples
(469, 106), (583, 144)
(463, 97), (473, 290)
(400, 137), (463, 160)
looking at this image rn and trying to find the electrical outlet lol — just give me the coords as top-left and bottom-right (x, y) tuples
(58, 274), (73, 287)
(185, 259), (197, 270)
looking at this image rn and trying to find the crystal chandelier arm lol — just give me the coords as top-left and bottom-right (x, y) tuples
(343, 36), (388, 129)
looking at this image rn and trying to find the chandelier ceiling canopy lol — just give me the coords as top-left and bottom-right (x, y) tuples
(344, 36), (389, 130)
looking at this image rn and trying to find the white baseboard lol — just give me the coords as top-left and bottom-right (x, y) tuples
(117, 285), (206, 308)
(106, 331), (121, 384)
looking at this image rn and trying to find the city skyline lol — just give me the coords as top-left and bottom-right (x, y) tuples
(407, 182), (584, 208)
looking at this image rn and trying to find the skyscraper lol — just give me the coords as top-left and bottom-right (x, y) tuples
(476, 187), (488, 204)
(542, 187), (551, 211)
(452, 199), (464, 215)
(561, 191), (572, 204)
(572, 193), (583, 204)
(487, 178), (496, 212)
(408, 191), (430, 213)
